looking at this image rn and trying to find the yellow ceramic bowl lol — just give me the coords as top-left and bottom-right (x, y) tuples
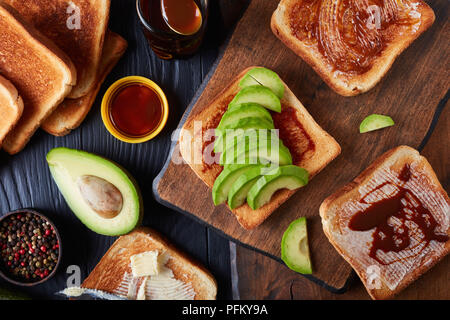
(101, 76), (169, 143)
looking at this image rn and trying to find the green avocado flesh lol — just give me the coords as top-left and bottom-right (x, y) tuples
(359, 114), (394, 133)
(228, 165), (266, 209)
(47, 148), (142, 236)
(247, 165), (308, 210)
(221, 142), (292, 167)
(212, 164), (260, 205)
(229, 85), (281, 113)
(281, 217), (312, 274)
(217, 103), (273, 130)
(239, 67), (285, 99)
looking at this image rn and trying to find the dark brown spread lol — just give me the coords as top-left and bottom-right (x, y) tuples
(272, 106), (315, 164)
(289, 0), (422, 74)
(349, 165), (449, 265)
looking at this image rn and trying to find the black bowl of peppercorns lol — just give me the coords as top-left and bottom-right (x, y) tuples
(0, 209), (62, 286)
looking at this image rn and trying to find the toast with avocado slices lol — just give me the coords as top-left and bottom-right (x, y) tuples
(0, 2), (76, 155)
(271, 0), (435, 96)
(81, 227), (217, 300)
(0, 75), (23, 148)
(179, 67), (341, 229)
(320, 146), (449, 300)
(41, 31), (128, 136)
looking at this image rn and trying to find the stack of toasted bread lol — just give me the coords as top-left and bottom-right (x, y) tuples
(0, 0), (127, 154)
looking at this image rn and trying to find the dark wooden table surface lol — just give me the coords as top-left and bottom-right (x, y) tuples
(0, 0), (447, 300)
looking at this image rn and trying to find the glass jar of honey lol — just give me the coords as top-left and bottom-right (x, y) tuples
(136, 0), (209, 59)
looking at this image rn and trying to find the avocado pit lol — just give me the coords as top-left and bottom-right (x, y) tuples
(77, 175), (123, 219)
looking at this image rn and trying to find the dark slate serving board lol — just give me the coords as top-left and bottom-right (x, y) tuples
(0, 0), (246, 299)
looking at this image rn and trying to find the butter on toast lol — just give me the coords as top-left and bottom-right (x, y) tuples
(0, 75), (23, 147)
(82, 227), (217, 300)
(0, 2), (76, 155)
(41, 31), (128, 136)
(4, 0), (110, 99)
(179, 67), (341, 230)
(271, 0), (435, 96)
(320, 146), (449, 300)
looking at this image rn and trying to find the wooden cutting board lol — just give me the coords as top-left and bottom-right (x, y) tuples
(153, 0), (449, 291)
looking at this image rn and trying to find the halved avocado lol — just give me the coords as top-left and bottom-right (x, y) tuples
(212, 164), (259, 205)
(228, 165), (266, 209)
(239, 67), (285, 99)
(221, 142), (292, 167)
(229, 85), (281, 113)
(47, 148), (142, 236)
(247, 165), (308, 210)
(281, 217), (312, 274)
(217, 103), (273, 130)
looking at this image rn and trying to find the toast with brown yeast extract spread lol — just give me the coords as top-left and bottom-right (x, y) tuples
(3, 0), (110, 99)
(179, 67), (341, 230)
(0, 2), (76, 155)
(0, 75), (23, 147)
(82, 227), (217, 300)
(41, 31), (128, 136)
(320, 146), (449, 300)
(271, 0), (435, 96)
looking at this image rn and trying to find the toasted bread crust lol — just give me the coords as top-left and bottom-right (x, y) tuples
(320, 146), (449, 299)
(42, 31), (128, 136)
(271, 0), (435, 96)
(82, 227), (217, 300)
(0, 75), (23, 147)
(179, 67), (341, 229)
(0, 2), (76, 154)
(4, 0), (110, 99)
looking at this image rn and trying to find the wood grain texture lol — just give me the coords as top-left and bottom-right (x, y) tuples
(155, 0), (449, 291)
(0, 0), (235, 299)
(236, 97), (449, 300)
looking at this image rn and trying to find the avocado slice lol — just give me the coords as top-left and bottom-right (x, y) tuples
(47, 148), (142, 236)
(220, 134), (288, 166)
(229, 85), (282, 113)
(217, 103), (273, 130)
(214, 117), (275, 153)
(221, 141), (292, 167)
(281, 217), (313, 274)
(212, 164), (260, 205)
(239, 67), (285, 99)
(228, 165), (267, 209)
(247, 165), (308, 210)
(359, 114), (394, 133)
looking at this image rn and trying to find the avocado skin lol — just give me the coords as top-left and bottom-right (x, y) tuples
(46, 148), (143, 236)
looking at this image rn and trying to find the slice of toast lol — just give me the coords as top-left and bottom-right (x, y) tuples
(179, 67), (341, 229)
(0, 2), (76, 155)
(271, 0), (435, 96)
(4, 0), (110, 99)
(320, 146), (449, 300)
(82, 227), (217, 300)
(41, 31), (128, 136)
(0, 75), (23, 147)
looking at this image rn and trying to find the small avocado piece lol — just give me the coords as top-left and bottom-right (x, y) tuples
(47, 148), (142, 236)
(214, 117), (275, 153)
(359, 114), (394, 133)
(212, 164), (260, 205)
(239, 67), (285, 99)
(229, 85), (281, 113)
(217, 103), (273, 130)
(247, 165), (308, 210)
(228, 165), (266, 209)
(281, 217), (313, 274)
